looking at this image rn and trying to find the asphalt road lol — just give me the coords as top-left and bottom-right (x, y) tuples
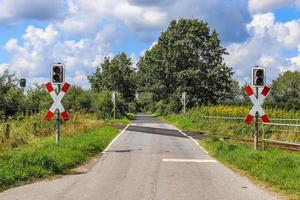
(0, 114), (277, 200)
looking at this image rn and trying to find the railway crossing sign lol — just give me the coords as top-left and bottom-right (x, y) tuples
(44, 82), (70, 121)
(244, 84), (270, 124)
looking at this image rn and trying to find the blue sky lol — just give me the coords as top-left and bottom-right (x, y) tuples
(0, 0), (300, 88)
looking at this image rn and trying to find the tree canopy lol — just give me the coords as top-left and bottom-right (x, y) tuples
(88, 53), (137, 102)
(0, 70), (24, 117)
(271, 71), (300, 110)
(137, 19), (235, 106)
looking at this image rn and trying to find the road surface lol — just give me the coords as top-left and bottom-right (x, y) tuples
(0, 114), (277, 200)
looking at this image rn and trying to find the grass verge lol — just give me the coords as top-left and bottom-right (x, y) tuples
(161, 115), (202, 132)
(0, 125), (119, 192)
(201, 139), (300, 200)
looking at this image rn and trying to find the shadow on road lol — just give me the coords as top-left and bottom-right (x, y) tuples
(127, 125), (187, 138)
(132, 114), (165, 124)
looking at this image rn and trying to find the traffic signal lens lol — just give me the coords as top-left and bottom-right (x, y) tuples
(53, 74), (60, 82)
(53, 66), (60, 73)
(256, 69), (263, 77)
(256, 77), (264, 85)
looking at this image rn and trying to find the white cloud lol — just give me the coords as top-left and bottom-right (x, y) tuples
(140, 40), (157, 56)
(3, 24), (113, 88)
(23, 25), (59, 50)
(225, 12), (300, 84)
(248, 0), (296, 13)
(247, 13), (300, 49)
(274, 20), (300, 49)
(56, 0), (169, 41)
(113, 2), (168, 30)
(130, 53), (138, 70)
(5, 24), (59, 75)
(0, 63), (9, 74)
(56, 0), (249, 43)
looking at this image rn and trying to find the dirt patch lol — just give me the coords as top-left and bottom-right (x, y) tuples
(70, 153), (103, 174)
(108, 124), (127, 130)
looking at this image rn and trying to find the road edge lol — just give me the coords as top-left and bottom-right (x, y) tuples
(102, 124), (130, 153)
(167, 123), (209, 154)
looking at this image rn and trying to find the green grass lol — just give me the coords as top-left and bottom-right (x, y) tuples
(0, 125), (119, 191)
(161, 115), (201, 132)
(201, 139), (300, 200)
(104, 117), (131, 126)
(0, 113), (102, 150)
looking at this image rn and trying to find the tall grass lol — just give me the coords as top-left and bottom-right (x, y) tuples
(0, 125), (119, 191)
(0, 112), (102, 151)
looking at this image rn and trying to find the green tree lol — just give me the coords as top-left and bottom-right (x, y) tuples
(62, 86), (92, 112)
(88, 53), (137, 102)
(137, 19), (235, 106)
(0, 70), (24, 117)
(271, 71), (300, 110)
(25, 84), (52, 114)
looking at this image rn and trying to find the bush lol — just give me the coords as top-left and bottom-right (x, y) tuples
(91, 91), (126, 119)
(153, 97), (182, 116)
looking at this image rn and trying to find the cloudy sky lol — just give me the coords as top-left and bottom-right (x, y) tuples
(0, 0), (300, 88)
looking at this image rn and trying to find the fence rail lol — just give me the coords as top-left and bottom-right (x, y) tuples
(202, 116), (244, 120)
(262, 122), (300, 149)
(262, 122), (300, 127)
(202, 115), (300, 123)
(262, 139), (300, 147)
(202, 115), (300, 150)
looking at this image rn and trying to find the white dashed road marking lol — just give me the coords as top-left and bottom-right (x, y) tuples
(162, 159), (217, 163)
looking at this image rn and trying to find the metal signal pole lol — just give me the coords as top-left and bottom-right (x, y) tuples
(254, 87), (259, 150)
(182, 92), (187, 114)
(112, 92), (116, 119)
(56, 84), (61, 144)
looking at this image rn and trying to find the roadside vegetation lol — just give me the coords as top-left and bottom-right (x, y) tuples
(201, 139), (300, 200)
(0, 125), (119, 191)
(0, 70), (132, 191)
(162, 105), (300, 143)
(0, 113), (101, 150)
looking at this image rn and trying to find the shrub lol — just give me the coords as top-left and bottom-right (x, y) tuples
(91, 91), (126, 119)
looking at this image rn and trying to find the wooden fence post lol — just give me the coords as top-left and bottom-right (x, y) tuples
(4, 124), (10, 139)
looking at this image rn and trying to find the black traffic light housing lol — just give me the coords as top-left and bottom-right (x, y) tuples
(252, 66), (265, 87)
(51, 63), (65, 84)
(20, 78), (26, 88)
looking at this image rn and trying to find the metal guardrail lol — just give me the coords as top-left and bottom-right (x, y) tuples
(202, 115), (300, 150)
(202, 116), (244, 120)
(262, 139), (300, 147)
(262, 122), (300, 127)
(202, 115), (300, 123)
(262, 122), (300, 149)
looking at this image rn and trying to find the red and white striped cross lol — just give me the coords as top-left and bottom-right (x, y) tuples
(244, 85), (270, 124)
(44, 82), (70, 121)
